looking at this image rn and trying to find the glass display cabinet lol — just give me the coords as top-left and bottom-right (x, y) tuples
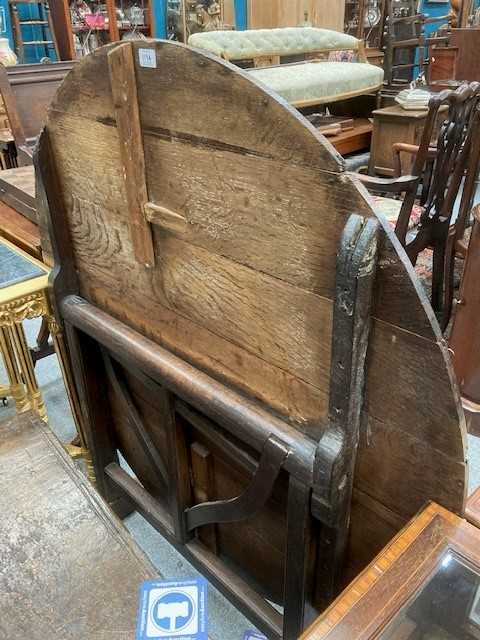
(66, 0), (152, 57)
(344, 0), (386, 49)
(167, 0), (232, 43)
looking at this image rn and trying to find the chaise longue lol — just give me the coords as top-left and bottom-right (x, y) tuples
(189, 27), (385, 108)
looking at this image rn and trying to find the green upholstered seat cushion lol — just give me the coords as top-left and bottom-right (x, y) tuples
(248, 61), (384, 106)
(189, 27), (361, 60)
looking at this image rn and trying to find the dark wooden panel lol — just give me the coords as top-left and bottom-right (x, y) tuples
(0, 61), (75, 149)
(450, 28), (480, 81)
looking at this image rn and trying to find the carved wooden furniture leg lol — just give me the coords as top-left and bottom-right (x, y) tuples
(0, 325), (28, 411)
(284, 477), (315, 638)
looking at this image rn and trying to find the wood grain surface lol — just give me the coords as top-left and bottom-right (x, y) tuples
(0, 199), (41, 258)
(302, 502), (480, 639)
(248, 0), (346, 31)
(42, 39), (468, 597)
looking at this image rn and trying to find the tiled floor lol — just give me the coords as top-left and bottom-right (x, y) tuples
(1, 317), (480, 640)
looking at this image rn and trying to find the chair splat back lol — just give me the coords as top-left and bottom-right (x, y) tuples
(421, 85), (480, 228)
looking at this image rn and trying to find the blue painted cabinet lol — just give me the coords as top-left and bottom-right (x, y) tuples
(420, 0), (450, 34)
(234, 0), (247, 29)
(0, 0), (14, 49)
(151, 0), (167, 37)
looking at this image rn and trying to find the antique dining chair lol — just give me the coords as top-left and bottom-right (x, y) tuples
(355, 82), (480, 329)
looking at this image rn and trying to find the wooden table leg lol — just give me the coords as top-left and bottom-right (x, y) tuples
(7, 322), (47, 421)
(0, 326), (29, 411)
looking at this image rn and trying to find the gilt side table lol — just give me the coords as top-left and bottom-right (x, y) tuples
(0, 237), (77, 423)
(0, 236), (95, 483)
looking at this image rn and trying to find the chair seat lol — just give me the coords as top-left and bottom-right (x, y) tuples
(248, 61), (384, 107)
(371, 195), (424, 231)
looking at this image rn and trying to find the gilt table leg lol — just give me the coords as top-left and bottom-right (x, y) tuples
(48, 312), (96, 485)
(0, 326), (29, 411)
(8, 322), (47, 421)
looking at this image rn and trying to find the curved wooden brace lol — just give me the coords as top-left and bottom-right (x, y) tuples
(184, 435), (290, 532)
(102, 348), (169, 484)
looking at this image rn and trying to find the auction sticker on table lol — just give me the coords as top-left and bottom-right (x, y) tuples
(136, 578), (208, 640)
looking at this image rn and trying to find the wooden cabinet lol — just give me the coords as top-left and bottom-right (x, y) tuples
(450, 28), (480, 81)
(429, 45), (459, 83)
(369, 104), (445, 176)
(248, 0), (346, 31)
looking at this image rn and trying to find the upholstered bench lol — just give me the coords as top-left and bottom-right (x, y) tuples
(189, 27), (384, 108)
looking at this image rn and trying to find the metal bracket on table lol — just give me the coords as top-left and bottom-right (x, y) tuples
(312, 214), (379, 603)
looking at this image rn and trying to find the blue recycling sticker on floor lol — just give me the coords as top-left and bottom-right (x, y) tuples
(136, 578), (208, 640)
(243, 633), (267, 640)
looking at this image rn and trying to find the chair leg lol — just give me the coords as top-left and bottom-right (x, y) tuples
(30, 317), (54, 365)
(442, 232), (457, 332)
(431, 241), (445, 315)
